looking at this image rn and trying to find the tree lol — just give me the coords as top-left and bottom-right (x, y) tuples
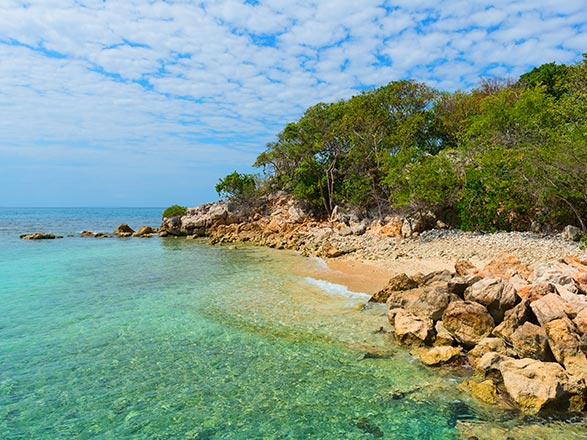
(215, 171), (257, 201)
(519, 62), (568, 99)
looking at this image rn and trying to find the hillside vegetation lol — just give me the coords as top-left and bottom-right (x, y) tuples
(219, 55), (587, 234)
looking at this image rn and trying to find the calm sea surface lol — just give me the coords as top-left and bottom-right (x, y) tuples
(0, 208), (581, 439)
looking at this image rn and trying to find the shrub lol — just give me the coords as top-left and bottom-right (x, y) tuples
(162, 204), (187, 218)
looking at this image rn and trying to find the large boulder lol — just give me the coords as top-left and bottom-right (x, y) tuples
(467, 337), (510, 368)
(544, 317), (587, 380)
(574, 307), (587, 334)
(454, 259), (478, 277)
(447, 275), (483, 298)
(530, 293), (568, 326)
(497, 356), (585, 414)
(442, 301), (495, 348)
(554, 285), (587, 317)
(510, 322), (551, 361)
(482, 253), (532, 282)
(113, 224), (134, 237)
(386, 282), (452, 321)
(516, 283), (556, 302)
(393, 309), (434, 346)
(464, 278), (519, 324)
(133, 225), (155, 237)
(412, 345), (463, 366)
(492, 299), (533, 345)
(369, 273), (418, 303)
(532, 262), (578, 289)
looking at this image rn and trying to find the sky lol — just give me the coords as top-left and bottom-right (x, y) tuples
(1, 1), (586, 207)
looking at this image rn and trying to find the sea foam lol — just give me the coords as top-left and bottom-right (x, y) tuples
(303, 277), (370, 299)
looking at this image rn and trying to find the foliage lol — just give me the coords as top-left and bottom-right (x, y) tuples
(162, 204), (187, 218)
(519, 62), (568, 99)
(236, 58), (587, 232)
(215, 171), (258, 200)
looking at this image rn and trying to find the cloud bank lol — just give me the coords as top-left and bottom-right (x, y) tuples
(1, 0), (585, 206)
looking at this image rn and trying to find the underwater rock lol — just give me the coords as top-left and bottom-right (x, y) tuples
(20, 232), (62, 240)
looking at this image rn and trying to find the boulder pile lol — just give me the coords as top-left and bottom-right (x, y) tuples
(371, 253), (587, 414)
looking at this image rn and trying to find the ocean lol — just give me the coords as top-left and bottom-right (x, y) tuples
(0, 208), (569, 439)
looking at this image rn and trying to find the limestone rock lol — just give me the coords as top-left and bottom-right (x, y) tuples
(510, 322), (550, 361)
(113, 224), (134, 237)
(516, 283), (556, 302)
(442, 301), (495, 348)
(544, 317), (587, 380)
(369, 273), (418, 303)
(433, 320), (454, 346)
(554, 284), (587, 317)
(20, 232), (62, 240)
(563, 225), (582, 242)
(412, 345), (462, 366)
(393, 309), (434, 346)
(482, 253), (532, 282)
(81, 230), (94, 237)
(464, 278), (519, 324)
(499, 357), (585, 414)
(530, 293), (568, 326)
(447, 275), (482, 298)
(419, 270), (454, 286)
(492, 299), (533, 345)
(387, 307), (403, 326)
(459, 379), (498, 404)
(468, 337), (510, 368)
(563, 255), (587, 273)
(574, 307), (587, 334)
(133, 225), (155, 237)
(414, 282), (452, 321)
(532, 262), (578, 288)
(386, 282), (452, 321)
(455, 259), (478, 277)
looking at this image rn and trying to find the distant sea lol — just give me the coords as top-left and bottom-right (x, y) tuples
(0, 208), (563, 438)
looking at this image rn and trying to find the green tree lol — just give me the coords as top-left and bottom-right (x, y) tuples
(215, 171), (257, 200)
(519, 62), (568, 99)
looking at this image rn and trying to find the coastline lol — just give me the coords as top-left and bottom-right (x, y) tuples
(158, 197), (587, 420)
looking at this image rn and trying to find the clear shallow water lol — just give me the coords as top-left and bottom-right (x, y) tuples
(0, 208), (559, 439)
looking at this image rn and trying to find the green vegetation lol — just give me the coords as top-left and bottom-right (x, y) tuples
(215, 171), (258, 201)
(220, 54), (587, 233)
(162, 204), (187, 218)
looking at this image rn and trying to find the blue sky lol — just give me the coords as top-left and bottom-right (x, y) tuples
(1, 0), (586, 207)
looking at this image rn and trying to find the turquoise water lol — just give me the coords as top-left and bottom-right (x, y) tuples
(0, 208), (528, 438)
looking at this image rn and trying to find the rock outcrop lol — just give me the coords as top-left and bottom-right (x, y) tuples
(20, 232), (63, 240)
(375, 253), (587, 414)
(113, 224), (135, 237)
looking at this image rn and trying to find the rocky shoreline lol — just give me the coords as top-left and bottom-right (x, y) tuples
(20, 196), (587, 418)
(158, 195), (587, 417)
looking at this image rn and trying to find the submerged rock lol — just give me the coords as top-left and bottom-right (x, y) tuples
(20, 232), (62, 240)
(412, 345), (462, 366)
(393, 309), (434, 346)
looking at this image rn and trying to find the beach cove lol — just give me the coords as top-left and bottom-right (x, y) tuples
(0, 208), (494, 439)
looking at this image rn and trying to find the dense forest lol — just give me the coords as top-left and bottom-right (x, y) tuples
(217, 55), (587, 234)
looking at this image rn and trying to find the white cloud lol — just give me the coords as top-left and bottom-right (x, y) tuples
(0, 0), (585, 206)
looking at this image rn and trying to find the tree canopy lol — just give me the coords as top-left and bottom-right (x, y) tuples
(221, 54), (587, 233)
